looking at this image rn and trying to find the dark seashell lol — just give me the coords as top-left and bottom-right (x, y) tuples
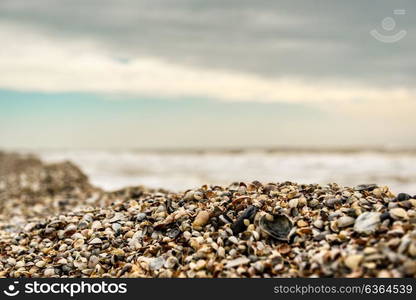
(231, 206), (258, 235)
(354, 184), (377, 191)
(325, 198), (342, 208)
(251, 180), (263, 188)
(166, 227), (181, 239)
(46, 220), (65, 229)
(219, 214), (233, 225)
(228, 182), (240, 191)
(263, 184), (277, 194)
(58, 200), (69, 207)
(78, 221), (89, 230)
(396, 193), (411, 202)
(313, 233), (327, 241)
(344, 208), (358, 217)
(220, 192), (232, 199)
(320, 210), (329, 221)
(291, 207), (299, 217)
(398, 200), (413, 209)
(166, 199), (175, 214)
(259, 214), (293, 241)
(380, 211), (391, 221)
(210, 217), (220, 230)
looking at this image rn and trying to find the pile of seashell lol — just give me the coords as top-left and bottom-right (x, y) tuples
(0, 152), (102, 232)
(1, 166), (416, 278)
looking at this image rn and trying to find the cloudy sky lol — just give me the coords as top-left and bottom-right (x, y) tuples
(0, 0), (415, 149)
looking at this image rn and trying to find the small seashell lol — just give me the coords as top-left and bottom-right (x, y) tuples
(64, 224), (77, 236)
(408, 243), (416, 257)
(344, 255), (363, 270)
(228, 236), (239, 244)
(56, 258), (67, 265)
(217, 247), (226, 257)
(15, 260), (25, 268)
(313, 219), (324, 229)
(192, 211), (210, 229)
(35, 261), (46, 268)
(288, 198), (299, 208)
(337, 216), (355, 228)
(164, 257), (178, 269)
(355, 184), (377, 191)
(396, 193), (411, 201)
(91, 221), (102, 230)
(259, 214), (293, 241)
(225, 257), (250, 269)
(89, 237), (103, 245)
(44, 268), (55, 277)
(193, 191), (204, 201)
(277, 244), (291, 255)
(149, 257), (165, 271)
(88, 255), (100, 268)
(297, 220), (308, 227)
(389, 208), (408, 220)
(194, 260), (206, 270)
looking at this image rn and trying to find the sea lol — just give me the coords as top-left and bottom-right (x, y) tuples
(23, 149), (416, 196)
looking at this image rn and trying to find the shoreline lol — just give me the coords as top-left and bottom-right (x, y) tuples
(6, 146), (416, 155)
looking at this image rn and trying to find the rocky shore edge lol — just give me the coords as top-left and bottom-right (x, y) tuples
(0, 151), (416, 278)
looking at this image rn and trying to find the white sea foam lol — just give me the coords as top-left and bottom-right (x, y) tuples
(33, 150), (416, 194)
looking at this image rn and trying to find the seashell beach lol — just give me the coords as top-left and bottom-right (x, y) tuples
(1, 151), (416, 278)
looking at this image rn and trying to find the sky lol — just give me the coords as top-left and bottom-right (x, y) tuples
(0, 0), (415, 149)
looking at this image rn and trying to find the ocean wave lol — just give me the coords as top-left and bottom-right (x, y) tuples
(30, 149), (416, 194)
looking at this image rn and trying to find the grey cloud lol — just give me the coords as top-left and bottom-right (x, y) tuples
(1, 0), (415, 86)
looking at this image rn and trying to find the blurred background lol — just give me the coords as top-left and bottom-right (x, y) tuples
(0, 0), (415, 193)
